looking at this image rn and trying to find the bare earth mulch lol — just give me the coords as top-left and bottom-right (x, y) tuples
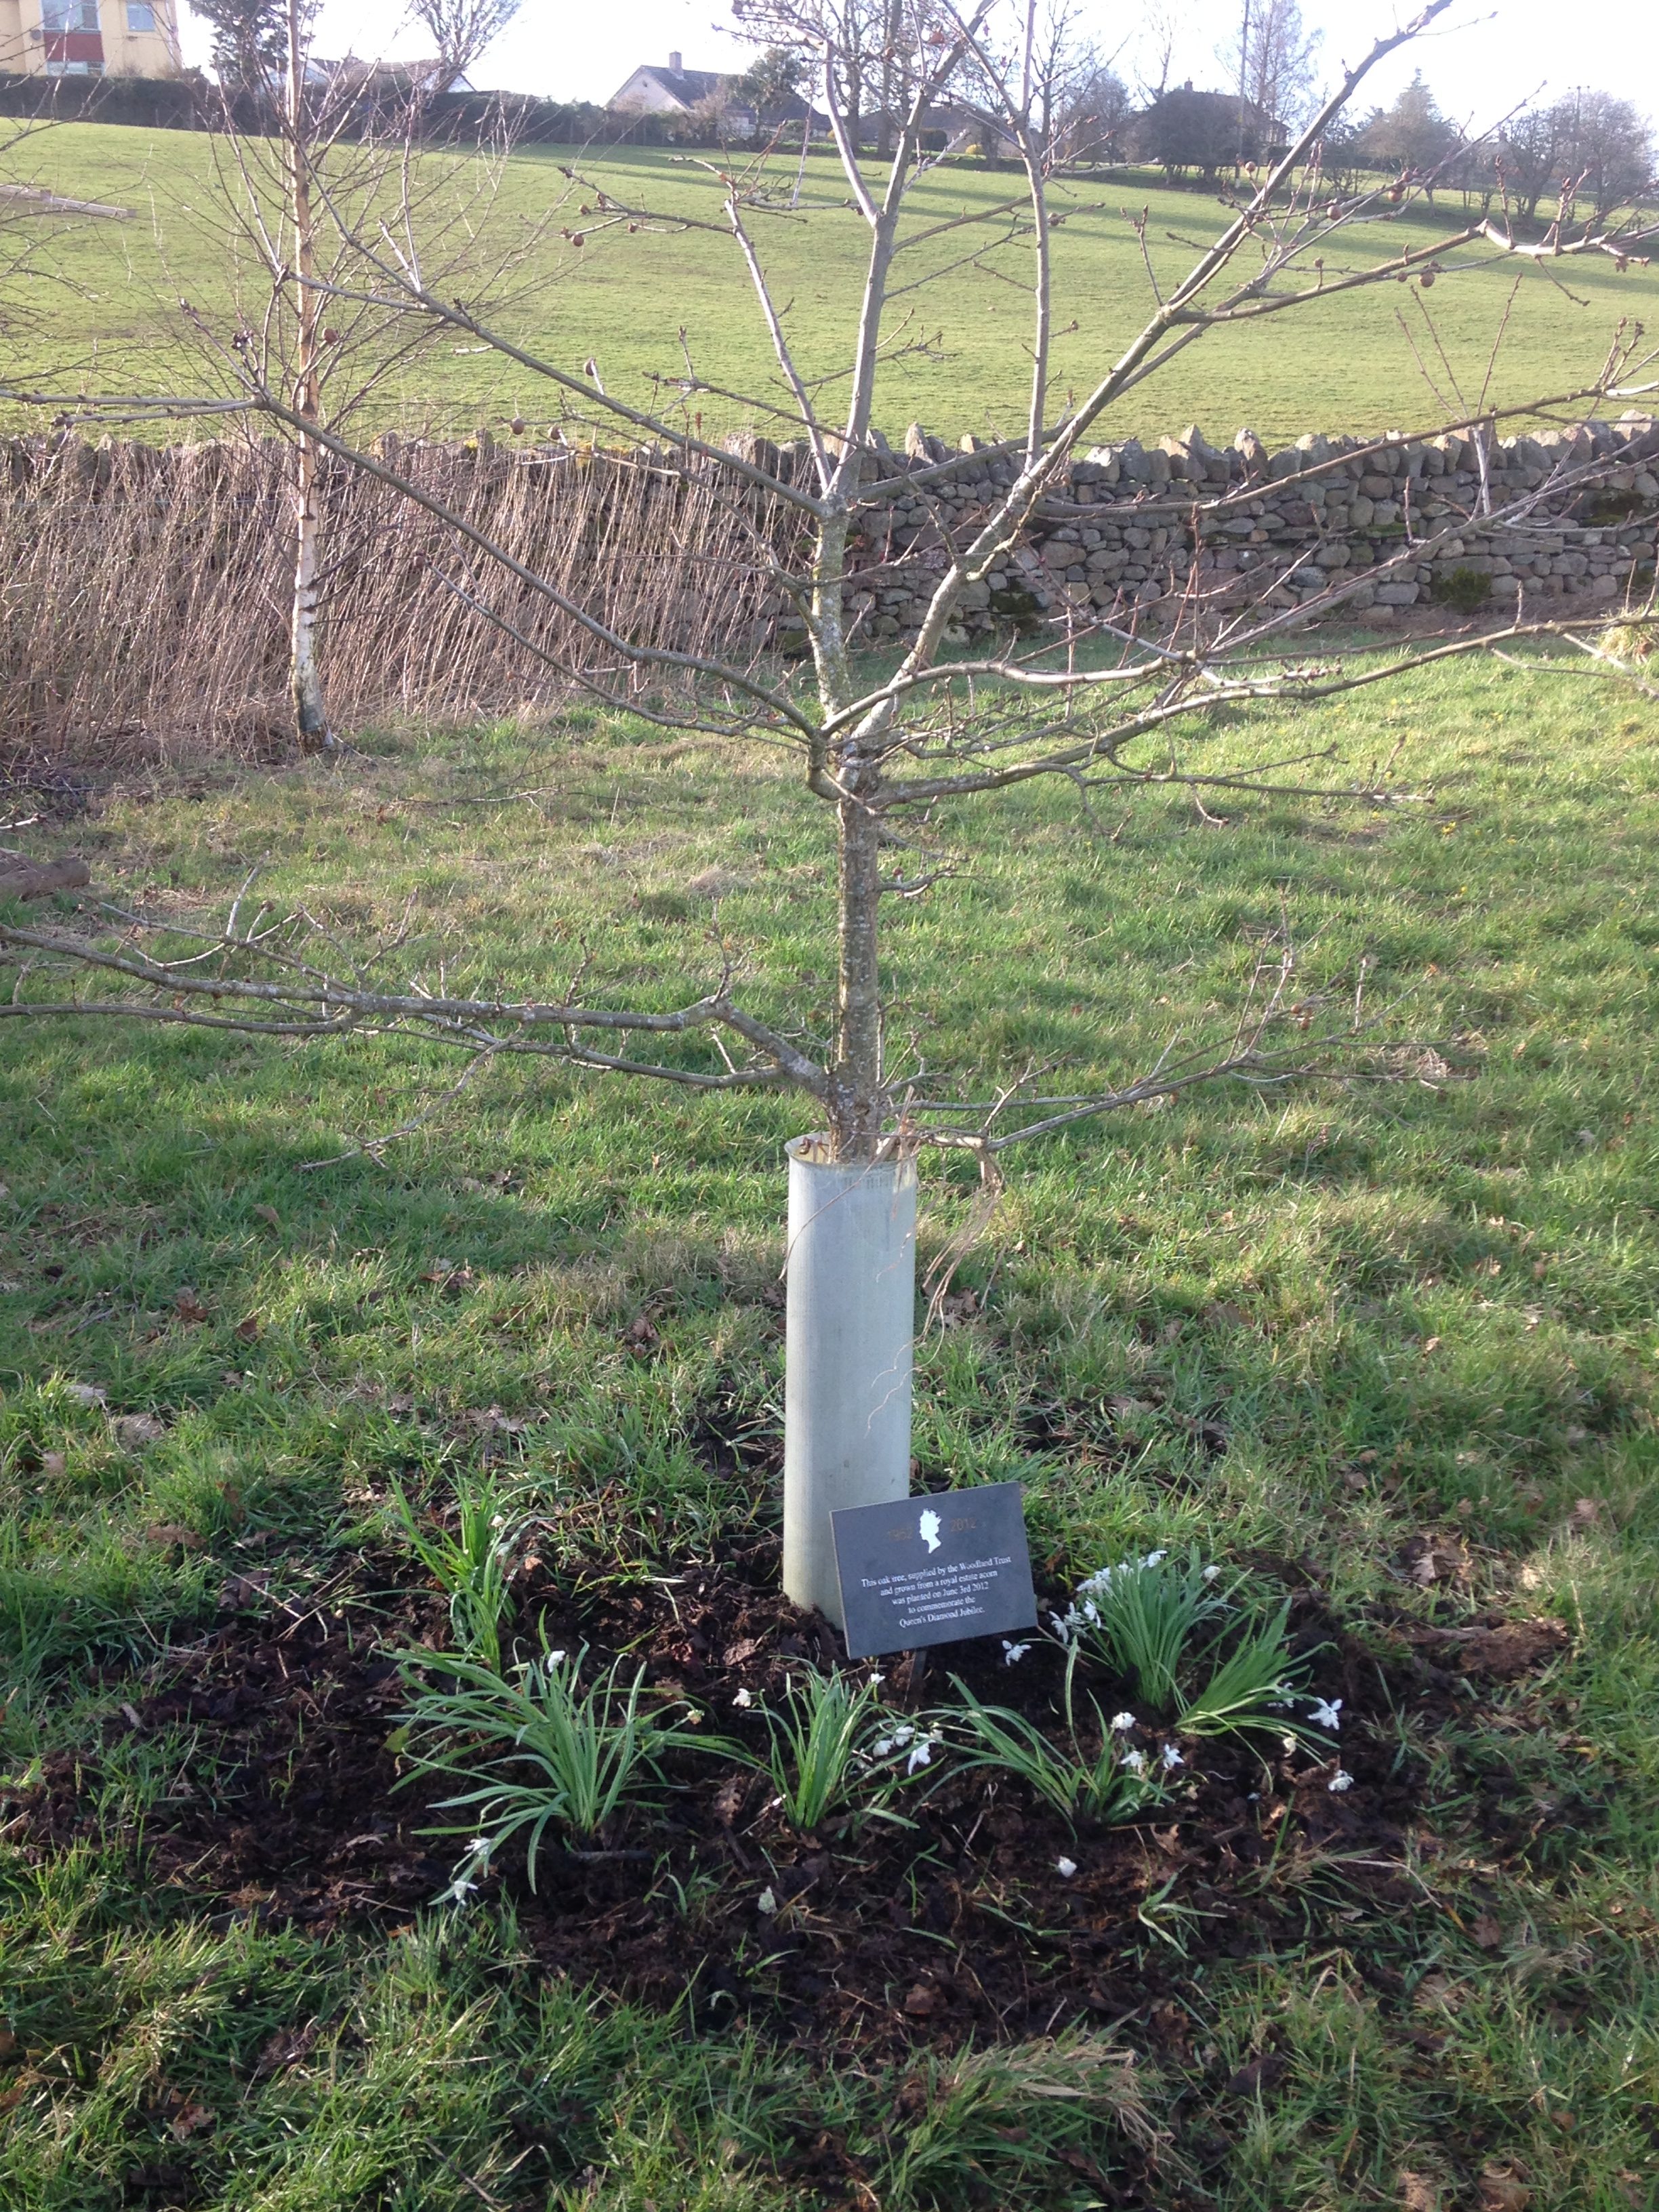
(13, 1534), (1570, 2080)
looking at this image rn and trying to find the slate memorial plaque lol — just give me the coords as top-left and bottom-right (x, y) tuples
(831, 1482), (1038, 1658)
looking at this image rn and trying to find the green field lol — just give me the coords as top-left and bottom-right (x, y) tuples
(7, 122), (1657, 444)
(3, 644), (1658, 2207)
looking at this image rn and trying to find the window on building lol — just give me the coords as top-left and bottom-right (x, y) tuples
(41, 0), (100, 27)
(125, 2), (156, 26)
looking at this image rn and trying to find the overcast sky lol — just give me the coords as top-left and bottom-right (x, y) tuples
(177, 0), (1656, 128)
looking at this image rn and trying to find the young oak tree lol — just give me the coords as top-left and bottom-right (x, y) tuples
(3, 0), (1657, 1620)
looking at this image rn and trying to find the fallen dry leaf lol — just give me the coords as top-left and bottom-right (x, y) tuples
(1470, 1914), (1502, 1950)
(167, 2097), (215, 2142)
(712, 1774), (747, 1827)
(65, 1381), (106, 1408)
(253, 2020), (322, 2078)
(722, 1638), (762, 1667)
(173, 1288), (211, 1324)
(1477, 2164), (1532, 2211)
(1225, 2051), (1288, 2098)
(115, 1412), (167, 1450)
(902, 1983), (945, 2018)
(252, 1204), (281, 1230)
(234, 1315), (261, 1343)
(1399, 2173), (1439, 2212)
(39, 1450), (65, 1478)
(144, 1523), (203, 1551)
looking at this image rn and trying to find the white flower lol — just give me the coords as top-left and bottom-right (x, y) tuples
(1143, 1549), (1167, 1569)
(1057, 1856), (1078, 1878)
(906, 1735), (937, 1774)
(466, 1837), (493, 1858)
(757, 1887), (777, 1914)
(1202, 1564), (1222, 1584)
(1002, 1640), (1031, 1664)
(871, 1736), (895, 1758)
(1110, 1711), (1137, 1733)
(733, 1687), (753, 1708)
(1160, 1743), (1184, 1771)
(444, 1875), (478, 1903)
(867, 1673), (884, 1687)
(1281, 1734), (1298, 1753)
(1081, 1599), (1100, 1624)
(545, 1649), (567, 1666)
(1122, 1748), (1148, 1775)
(1308, 1697), (1343, 1732)
(1328, 1769), (1355, 1794)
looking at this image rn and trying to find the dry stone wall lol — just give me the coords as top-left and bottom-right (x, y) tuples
(785, 412), (1659, 647)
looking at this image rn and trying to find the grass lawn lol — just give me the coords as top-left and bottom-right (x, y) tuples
(3, 647), (1659, 2209)
(7, 123), (1658, 444)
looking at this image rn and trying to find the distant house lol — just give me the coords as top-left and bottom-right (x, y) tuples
(1128, 83), (1282, 176)
(610, 54), (735, 121)
(609, 53), (826, 138)
(0, 0), (181, 79)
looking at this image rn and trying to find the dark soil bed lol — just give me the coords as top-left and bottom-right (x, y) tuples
(12, 1532), (1569, 2068)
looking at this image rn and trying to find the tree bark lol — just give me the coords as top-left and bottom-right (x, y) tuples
(287, 0), (329, 753)
(830, 773), (884, 1157)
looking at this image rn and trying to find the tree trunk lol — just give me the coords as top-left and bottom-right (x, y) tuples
(291, 434), (327, 748)
(287, 0), (329, 754)
(830, 777), (885, 1157)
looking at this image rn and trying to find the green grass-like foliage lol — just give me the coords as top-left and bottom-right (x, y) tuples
(941, 1680), (1162, 1828)
(1054, 1550), (1311, 1744)
(5, 125), (1653, 444)
(388, 1473), (517, 1673)
(754, 1666), (926, 1832)
(1054, 1547), (1227, 1708)
(401, 1645), (714, 1882)
(1175, 1599), (1305, 1740)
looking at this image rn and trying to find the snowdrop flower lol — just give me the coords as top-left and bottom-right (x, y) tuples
(1328, 1769), (1355, 1794)
(757, 1887), (777, 1914)
(1122, 1747), (1148, 1775)
(732, 1687), (753, 1709)
(444, 1871), (479, 1904)
(1143, 1549), (1168, 1569)
(907, 1734), (939, 1775)
(867, 1673), (884, 1687)
(1202, 1564), (1222, 1584)
(1057, 1856), (1078, 1879)
(1002, 1640), (1031, 1665)
(545, 1649), (567, 1666)
(1307, 1697), (1343, 1733)
(1160, 1743), (1184, 1771)
(467, 1837), (493, 1858)
(1110, 1711), (1137, 1733)
(1281, 1734), (1298, 1754)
